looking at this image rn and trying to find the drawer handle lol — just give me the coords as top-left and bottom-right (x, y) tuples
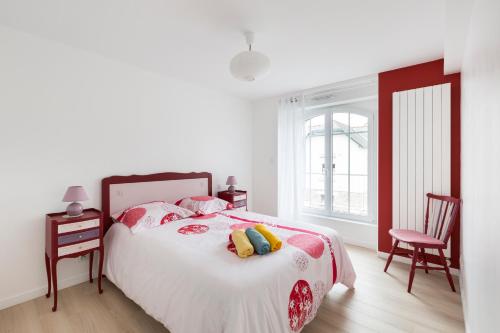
(78, 235), (83, 239)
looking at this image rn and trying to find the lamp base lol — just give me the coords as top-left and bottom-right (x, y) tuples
(66, 202), (83, 217)
(228, 185), (236, 193)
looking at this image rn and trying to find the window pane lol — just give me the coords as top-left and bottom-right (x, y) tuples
(304, 173), (311, 207)
(310, 115), (324, 133)
(350, 113), (368, 133)
(332, 112), (348, 134)
(332, 175), (349, 213)
(304, 115), (325, 210)
(350, 132), (368, 176)
(350, 175), (368, 215)
(310, 174), (325, 209)
(310, 135), (324, 174)
(332, 134), (348, 174)
(310, 134), (325, 209)
(350, 131), (368, 215)
(332, 133), (348, 213)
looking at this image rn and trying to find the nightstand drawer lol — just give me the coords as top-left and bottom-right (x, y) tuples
(58, 228), (99, 246)
(233, 194), (247, 201)
(58, 218), (100, 234)
(58, 239), (100, 256)
(233, 199), (247, 208)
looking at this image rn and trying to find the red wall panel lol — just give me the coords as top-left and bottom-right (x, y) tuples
(378, 59), (461, 268)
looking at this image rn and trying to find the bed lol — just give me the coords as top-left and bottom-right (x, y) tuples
(102, 172), (356, 333)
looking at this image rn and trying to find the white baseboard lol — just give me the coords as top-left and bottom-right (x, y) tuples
(0, 272), (89, 311)
(342, 236), (377, 250)
(300, 214), (377, 250)
(377, 251), (460, 276)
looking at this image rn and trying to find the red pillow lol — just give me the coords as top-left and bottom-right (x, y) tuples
(175, 196), (233, 215)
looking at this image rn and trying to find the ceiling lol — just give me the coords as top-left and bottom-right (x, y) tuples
(0, 0), (445, 101)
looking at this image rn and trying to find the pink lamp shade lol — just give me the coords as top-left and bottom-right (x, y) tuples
(226, 176), (237, 193)
(62, 186), (89, 217)
(62, 186), (89, 202)
(226, 176), (237, 186)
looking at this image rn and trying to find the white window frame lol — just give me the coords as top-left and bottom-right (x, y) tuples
(302, 96), (377, 224)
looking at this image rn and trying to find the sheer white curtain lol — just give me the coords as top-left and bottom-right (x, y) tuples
(277, 96), (305, 221)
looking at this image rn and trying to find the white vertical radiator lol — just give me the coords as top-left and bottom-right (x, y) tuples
(392, 83), (451, 256)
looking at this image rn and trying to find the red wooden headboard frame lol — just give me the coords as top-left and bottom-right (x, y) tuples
(101, 172), (212, 233)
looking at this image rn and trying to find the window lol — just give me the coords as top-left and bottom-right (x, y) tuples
(304, 98), (375, 223)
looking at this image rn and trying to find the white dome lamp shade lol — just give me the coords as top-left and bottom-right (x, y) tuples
(230, 31), (270, 82)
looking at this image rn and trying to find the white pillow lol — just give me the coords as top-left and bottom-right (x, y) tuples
(115, 201), (195, 233)
(175, 196), (233, 215)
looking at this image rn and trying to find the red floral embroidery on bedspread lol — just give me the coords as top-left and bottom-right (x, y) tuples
(288, 280), (313, 332)
(177, 224), (209, 235)
(160, 213), (180, 225)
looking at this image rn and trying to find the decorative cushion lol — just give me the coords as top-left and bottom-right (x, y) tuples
(175, 196), (233, 215)
(115, 201), (195, 233)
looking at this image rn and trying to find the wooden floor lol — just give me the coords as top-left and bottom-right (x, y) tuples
(0, 245), (464, 333)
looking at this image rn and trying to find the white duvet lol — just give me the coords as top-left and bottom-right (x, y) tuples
(104, 210), (356, 333)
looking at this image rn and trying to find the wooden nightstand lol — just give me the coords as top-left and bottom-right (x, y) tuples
(218, 190), (247, 211)
(45, 208), (104, 311)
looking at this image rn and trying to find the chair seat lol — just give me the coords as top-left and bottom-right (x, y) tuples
(389, 229), (445, 248)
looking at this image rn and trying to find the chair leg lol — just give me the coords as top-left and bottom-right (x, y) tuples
(407, 247), (419, 293)
(384, 240), (399, 272)
(420, 248), (429, 274)
(438, 249), (456, 292)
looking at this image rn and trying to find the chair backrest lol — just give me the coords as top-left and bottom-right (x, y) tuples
(424, 193), (461, 244)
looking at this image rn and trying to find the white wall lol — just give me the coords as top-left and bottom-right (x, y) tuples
(444, 0), (474, 74)
(251, 97), (377, 249)
(0, 26), (253, 309)
(252, 98), (279, 216)
(460, 0), (500, 331)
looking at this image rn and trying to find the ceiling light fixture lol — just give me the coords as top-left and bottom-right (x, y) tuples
(230, 31), (270, 82)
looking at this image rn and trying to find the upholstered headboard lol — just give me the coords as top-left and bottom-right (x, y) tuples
(101, 172), (212, 232)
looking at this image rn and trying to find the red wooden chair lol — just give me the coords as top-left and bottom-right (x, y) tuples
(384, 193), (461, 293)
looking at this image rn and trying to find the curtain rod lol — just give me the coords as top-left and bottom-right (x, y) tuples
(305, 95), (377, 110)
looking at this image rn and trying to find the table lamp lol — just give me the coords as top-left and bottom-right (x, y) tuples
(62, 186), (89, 217)
(226, 176), (237, 193)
